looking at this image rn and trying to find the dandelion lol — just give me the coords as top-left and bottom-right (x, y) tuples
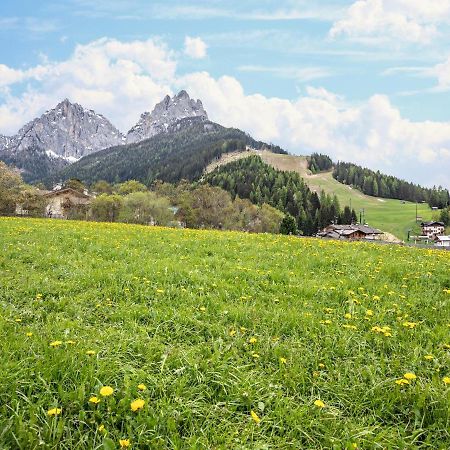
(86, 350), (96, 356)
(395, 379), (409, 385)
(119, 439), (130, 448)
(229, 329), (236, 337)
(314, 399), (325, 408)
(443, 377), (450, 385)
(252, 352), (260, 359)
(98, 424), (105, 433)
(15, 318), (22, 322)
(344, 313), (352, 319)
(137, 383), (147, 391)
(66, 340), (76, 345)
(47, 407), (62, 416)
(249, 337), (257, 344)
(403, 373), (416, 381)
(130, 399), (145, 412)
(50, 341), (63, 347)
(279, 357), (287, 364)
(89, 396), (100, 404)
(366, 309), (373, 317)
(250, 410), (261, 424)
(199, 306), (206, 312)
(99, 386), (114, 397)
(26, 332), (33, 337)
(424, 355), (434, 361)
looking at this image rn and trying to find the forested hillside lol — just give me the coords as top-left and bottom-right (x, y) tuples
(333, 161), (450, 208)
(52, 118), (286, 187)
(204, 155), (356, 235)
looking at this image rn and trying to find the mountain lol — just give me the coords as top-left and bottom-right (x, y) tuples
(52, 117), (286, 186)
(126, 90), (208, 143)
(0, 99), (125, 182)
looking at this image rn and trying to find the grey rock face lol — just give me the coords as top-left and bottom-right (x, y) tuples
(127, 90), (208, 143)
(0, 134), (12, 151)
(9, 99), (125, 161)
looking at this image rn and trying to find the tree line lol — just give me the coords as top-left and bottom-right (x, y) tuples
(333, 161), (450, 208)
(308, 153), (333, 173)
(204, 156), (357, 235)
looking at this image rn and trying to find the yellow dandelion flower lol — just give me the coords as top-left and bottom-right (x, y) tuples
(26, 332), (33, 337)
(229, 329), (237, 337)
(137, 383), (147, 391)
(119, 439), (130, 448)
(50, 341), (63, 347)
(344, 313), (352, 319)
(318, 363), (325, 369)
(279, 357), (287, 364)
(130, 399), (145, 412)
(86, 350), (96, 356)
(250, 410), (261, 424)
(98, 424), (105, 433)
(47, 407), (62, 416)
(314, 399), (325, 408)
(89, 396), (100, 404)
(424, 355), (434, 361)
(403, 373), (417, 380)
(66, 340), (76, 345)
(249, 337), (257, 344)
(443, 376), (450, 385)
(395, 379), (409, 385)
(252, 352), (260, 358)
(99, 386), (114, 397)
(199, 306), (206, 312)
(366, 310), (373, 317)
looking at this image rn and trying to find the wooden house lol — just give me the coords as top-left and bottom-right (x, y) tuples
(44, 188), (91, 219)
(421, 221), (445, 238)
(318, 224), (383, 241)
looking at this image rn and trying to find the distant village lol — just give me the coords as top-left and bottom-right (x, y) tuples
(15, 183), (450, 249)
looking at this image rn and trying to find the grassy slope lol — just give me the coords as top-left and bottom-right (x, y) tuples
(1, 217), (450, 449)
(206, 151), (434, 240)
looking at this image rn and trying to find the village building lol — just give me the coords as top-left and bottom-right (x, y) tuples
(420, 221), (445, 238)
(317, 224), (383, 241)
(44, 188), (91, 219)
(434, 235), (450, 249)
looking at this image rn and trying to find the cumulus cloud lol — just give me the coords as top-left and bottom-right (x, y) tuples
(184, 36), (207, 59)
(330, 0), (450, 44)
(0, 37), (449, 188)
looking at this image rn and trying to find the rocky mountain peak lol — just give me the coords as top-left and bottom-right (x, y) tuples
(126, 90), (208, 144)
(11, 99), (125, 161)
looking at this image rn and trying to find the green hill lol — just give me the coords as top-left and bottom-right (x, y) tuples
(1, 217), (449, 448)
(206, 150), (434, 240)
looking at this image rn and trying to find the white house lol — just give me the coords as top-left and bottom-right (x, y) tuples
(434, 235), (450, 248)
(421, 221), (445, 238)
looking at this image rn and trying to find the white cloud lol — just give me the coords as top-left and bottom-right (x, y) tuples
(434, 56), (450, 89)
(184, 36), (207, 59)
(330, 0), (450, 44)
(0, 37), (449, 188)
(0, 37), (176, 134)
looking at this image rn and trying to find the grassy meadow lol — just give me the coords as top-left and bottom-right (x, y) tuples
(1, 217), (450, 449)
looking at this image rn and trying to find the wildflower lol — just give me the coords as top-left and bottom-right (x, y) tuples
(98, 424), (105, 433)
(403, 373), (417, 380)
(403, 321), (418, 329)
(137, 383), (147, 391)
(373, 295), (380, 301)
(252, 352), (260, 359)
(26, 332), (33, 337)
(344, 313), (352, 319)
(47, 408), (62, 416)
(119, 439), (130, 448)
(229, 329), (236, 337)
(130, 399), (145, 412)
(86, 350), (96, 356)
(395, 379), (409, 385)
(366, 310), (373, 317)
(199, 306), (206, 312)
(99, 386), (114, 397)
(89, 396), (100, 404)
(156, 289), (164, 294)
(318, 363), (325, 369)
(249, 337), (257, 344)
(50, 341), (63, 347)
(443, 377), (450, 385)
(250, 410), (261, 424)
(314, 399), (325, 408)
(15, 318), (22, 322)
(279, 357), (287, 364)
(66, 340), (76, 345)
(424, 355), (434, 361)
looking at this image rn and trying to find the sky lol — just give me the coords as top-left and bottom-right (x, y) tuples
(1, 0), (450, 188)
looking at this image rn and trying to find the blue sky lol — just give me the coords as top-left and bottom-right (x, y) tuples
(1, 0), (450, 188)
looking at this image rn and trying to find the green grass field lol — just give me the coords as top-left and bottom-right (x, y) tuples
(210, 151), (435, 240)
(1, 217), (450, 449)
